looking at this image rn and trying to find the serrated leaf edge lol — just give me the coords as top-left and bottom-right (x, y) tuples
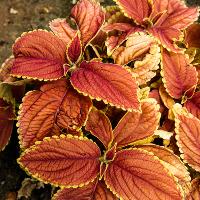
(18, 134), (100, 188)
(104, 147), (184, 200)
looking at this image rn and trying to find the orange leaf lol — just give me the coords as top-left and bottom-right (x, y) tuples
(11, 30), (68, 80)
(71, 0), (105, 47)
(114, 0), (151, 25)
(185, 92), (200, 120)
(138, 144), (191, 196)
(159, 84), (175, 109)
(113, 98), (160, 148)
(49, 18), (77, 44)
(0, 99), (15, 151)
(67, 33), (82, 64)
(175, 112), (200, 172)
(104, 148), (182, 200)
(85, 107), (113, 148)
(186, 177), (200, 200)
(70, 61), (140, 111)
(53, 180), (117, 200)
(18, 79), (92, 148)
(18, 135), (101, 187)
(112, 32), (155, 65)
(161, 49), (198, 99)
(132, 44), (161, 85)
(148, 0), (198, 52)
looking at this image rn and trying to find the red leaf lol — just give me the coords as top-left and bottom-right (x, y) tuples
(85, 107), (113, 148)
(185, 24), (200, 48)
(138, 144), (191, 196)
(175, 112), (200, 172)
(18, 79), (92, 149)
(67, 33), (82, 64)
(148, 0), (198, 52)
(148, 24), (182, 52)
(49, 18), (77, 44)
(18, 135), (101, 187)
(71, 0), (105, 47)
(161, 49), (197, 99)
(53, 180), (117, 200)
(185, 92), (200, 120)
(104, 148), (182, 200)
(113, 98), (160, 148)
(11, 30), (68, 80)
(114, 0), (151, 25)
(151, 0), (198, 29)
(0, 99), (15, 151)
(70, 61), (140, 111)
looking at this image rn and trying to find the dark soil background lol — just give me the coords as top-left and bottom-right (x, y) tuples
(0, 0), (199, 199)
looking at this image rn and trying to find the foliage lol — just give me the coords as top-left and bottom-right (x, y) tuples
(0, 0), (200, 199)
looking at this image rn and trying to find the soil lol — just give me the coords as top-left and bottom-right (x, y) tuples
(0, 0), (199, 199)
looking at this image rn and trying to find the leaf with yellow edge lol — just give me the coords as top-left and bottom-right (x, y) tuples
(113, 0), (151, 25)
(18, 135), (101, 187)
(159, 84), (175, 109)
(138, 144), (191, 197)
(70, 60), (140, 111)
(113, 98), (160, 148)
(49, 18), (77, 44)
(161, 49), (198, 99)
(71, 0), (105, 47)
(184, 92), (200, 120)
(112, 32), (155, 65)
(186, 177), (200, 200)
(85, 107), (113, 148)
(104, 148), (183, 200)
(175, 110), (200, 172)
(67, 33), (82, 64)
(53, 180), (117, 200)
(132, 44), (161, 85)
(18, 79), (92, 149)
(11, 30), (69, 80)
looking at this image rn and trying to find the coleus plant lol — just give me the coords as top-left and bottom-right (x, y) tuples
(0, 0), (200, 199)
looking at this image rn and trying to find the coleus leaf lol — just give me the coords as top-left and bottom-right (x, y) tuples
(112, 32), (155, 65)
(18, 79), (92, 149)
(148, 0), (198, 52)
(85, 107), (113, 148)
(71, 0), (105, 47)
(132, 44), (161, 85)
(11, 30), (69, 80)
(186, 177), (200, 200)
(184, 92), (200, 120)
(159, 84), (175, 110)
(18, 135), (101, 187)
(0, 99), (15, 151)
(104, 148), (183, 200)
(114, 0), (151, 25)
(67, 33), (82, 64)
(113, 98), (160, 148)
(49, 18), (77, 44)
(53, 180), (117, 200)
(161, 49), (198, 99)
(175, 110), (200, 172)
(70, 60), (140, 111)
(138, 144), (191, 196)
(185, 24), (200, 48)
